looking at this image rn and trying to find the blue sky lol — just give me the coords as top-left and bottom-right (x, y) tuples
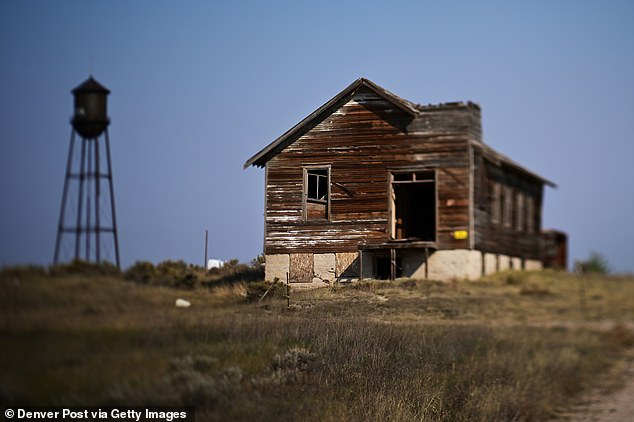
(1, 1), (633, 272)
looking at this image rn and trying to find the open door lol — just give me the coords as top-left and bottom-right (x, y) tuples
(391, 171), (436, 241)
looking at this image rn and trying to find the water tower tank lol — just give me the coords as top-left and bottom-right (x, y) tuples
(71, 76), (110, 138)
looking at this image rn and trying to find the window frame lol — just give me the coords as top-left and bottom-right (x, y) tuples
(303, 166), (331, 221)
(388, 169), (437, 241)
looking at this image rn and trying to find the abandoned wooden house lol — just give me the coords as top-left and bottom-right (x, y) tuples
(245, 78), (556, 285)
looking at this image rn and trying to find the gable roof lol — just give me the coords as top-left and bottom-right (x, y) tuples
(244, 78), (555, 188)
(243, 78), (418, 169)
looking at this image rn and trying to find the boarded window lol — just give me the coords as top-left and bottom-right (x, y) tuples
(503, 186), (512, 228)
(490, 181), (501, 225)
(335, 252), (358, 278)
(526, 195), (534, 234)
(516, 191), (524, 231)
(499, 185), (505, 227)
(304, 168), (329, 220)
(289, 253), (313, 283)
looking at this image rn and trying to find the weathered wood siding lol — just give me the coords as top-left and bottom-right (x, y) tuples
(410, 102), (482, 142)
(473, 152), (544, 259)
(265, 87), (477, 255)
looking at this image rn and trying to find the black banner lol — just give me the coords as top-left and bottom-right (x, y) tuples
(2, 407), (195, 422)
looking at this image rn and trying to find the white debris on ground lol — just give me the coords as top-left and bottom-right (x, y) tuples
(175, 298), (191, 308)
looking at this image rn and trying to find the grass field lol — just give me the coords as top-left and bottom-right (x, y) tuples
(1, 265), (633, 421)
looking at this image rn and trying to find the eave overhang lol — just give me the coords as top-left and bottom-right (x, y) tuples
(472, 141), (557, 188)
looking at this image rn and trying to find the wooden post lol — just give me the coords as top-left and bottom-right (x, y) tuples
(390, 248), (396, 281)
(258, 279), (279, 303)
(286, 272), (290, 308)
(359, 250), (364, 281)
(578, 276), (587, 317)
(204, 229), (208, 269)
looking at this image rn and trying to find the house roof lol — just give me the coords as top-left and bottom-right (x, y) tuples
(243, 78), (418, 169)
(244, 77), (555, 188)
(473, 141), (556, 187)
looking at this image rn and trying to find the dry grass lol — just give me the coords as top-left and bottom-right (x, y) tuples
(1, 267), (633, 421)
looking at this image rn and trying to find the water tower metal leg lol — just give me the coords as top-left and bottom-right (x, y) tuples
(104, 129), (120, 269)
(55, 128), (120, 268)
(85, 140), (92, 261)
(54, 130), (76, 264)
(75, 138), (87, 261)
(95, 137), (101, 264)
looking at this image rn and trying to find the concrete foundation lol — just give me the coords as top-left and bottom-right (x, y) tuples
(426, 249), (482, 281)
(264, 254), (289, 282)
(265, 249), (544, 287)
(483, 253), (498, 275)
(498, 255), (511, 271)
(313, 253), (336, 283)
(510, 256), (523, 270)
(524, 259), (543, 271)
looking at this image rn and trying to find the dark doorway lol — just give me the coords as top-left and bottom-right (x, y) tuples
(376, 255), (402, 280)
(392, 172), (435, 241)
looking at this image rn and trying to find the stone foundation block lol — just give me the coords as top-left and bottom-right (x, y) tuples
(264, 254), (289, 282)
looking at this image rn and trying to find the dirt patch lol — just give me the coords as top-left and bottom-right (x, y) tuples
(554, 338), (634, 421)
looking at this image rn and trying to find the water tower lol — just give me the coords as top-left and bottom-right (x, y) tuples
(54, 76), (121, 268)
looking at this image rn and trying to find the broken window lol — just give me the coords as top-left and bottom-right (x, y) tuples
(304, 167), (329, 220)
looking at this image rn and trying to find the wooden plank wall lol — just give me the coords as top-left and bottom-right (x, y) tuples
(473, 152), (544, 259)
(265, 87), (474, 255)
(409, 102), (482, 142)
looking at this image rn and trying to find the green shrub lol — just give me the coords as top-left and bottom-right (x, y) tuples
(504, 271), (527, 285)
(208, 259), (264, 286)
(270, 347), (317, 384)
(576, 252), (610, 274)
(244, 281), (287, 302)
(124, 261), (156, 283)
(250, 254), (265, 269)
(49, 260), (120, 277)
(0, 265), (48, 281)
(125, 260), (199, 289)
(124, 257), (265, 290)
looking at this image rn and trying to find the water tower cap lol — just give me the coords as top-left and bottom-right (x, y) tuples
(72, 76), (110, 95)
